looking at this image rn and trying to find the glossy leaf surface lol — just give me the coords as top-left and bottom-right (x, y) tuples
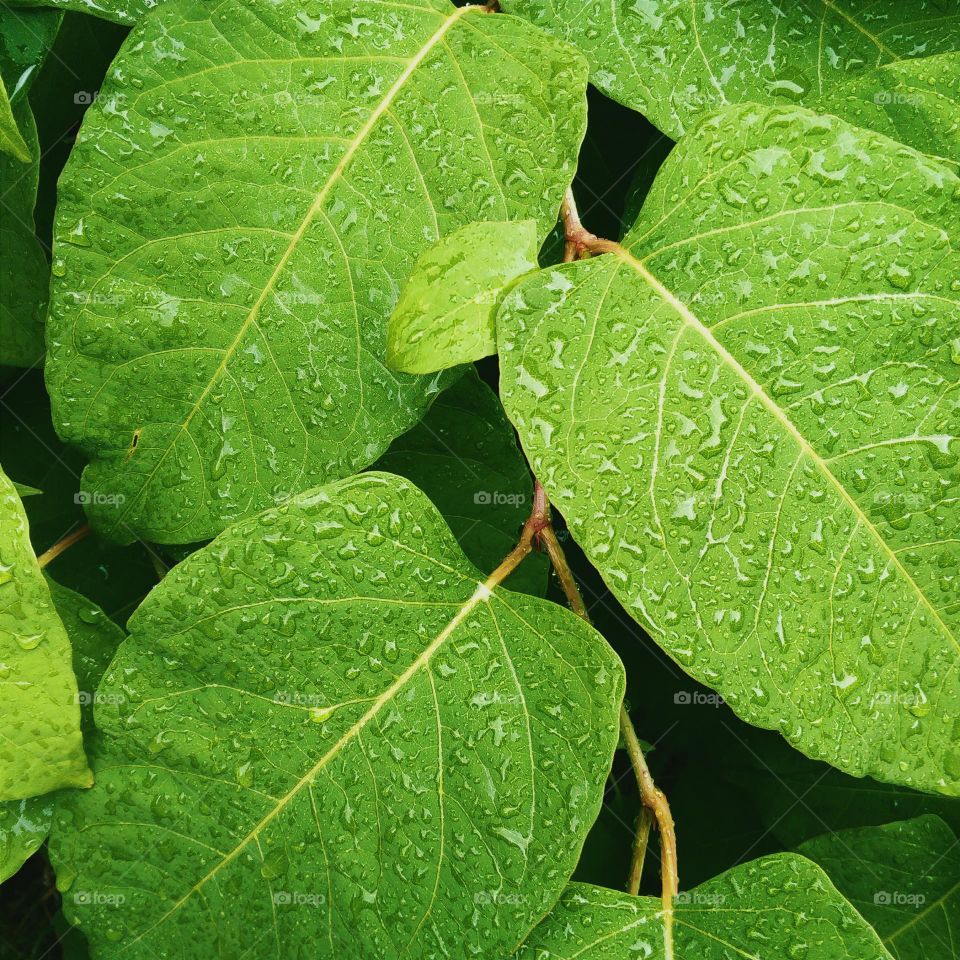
(499, 104), (960, 794)
(46, 0), (587, 543)
(517, 855), (891, 959)
(50, 473), (623, 958)
(387, 220), (539, 374)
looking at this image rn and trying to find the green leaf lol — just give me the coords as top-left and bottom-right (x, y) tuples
(0, 99), (48, 366)
(0, 796), (52, 884)
(387, 220), (539, 374)
(50, 472), (623, 958)
(798, 816), (960, 960)
(45, 0), (587, 545)
(47, 578), (126, 731)
(374, 369), (548, 595)
(517, 855), (892, 959)
(12, 0), (161, 27)
(0, 5), (62, 105)
(500, 0), (960, 139)
(814, 53), (960, 166)
(0, 581), (121, 884)
(0, 74), (30, 162)
(0, 465), (91, 801)
(0, 371), (160, 620)
(498, 103), (960, 795)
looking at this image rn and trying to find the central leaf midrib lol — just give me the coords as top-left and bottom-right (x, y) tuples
(123, 570), (497, 950)
(608, 244), (958, 653)
(116, 2), (479, 523)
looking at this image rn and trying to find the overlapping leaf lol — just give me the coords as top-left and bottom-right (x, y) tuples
(815, 53), (960, 165)
(387, 220), (539, 373)
(799, 816), (960, 960)
(0, 466), (90, 801)
(374, 369), (548, 595)
(0, 581), (122, 884)
(45, 0), (587, 545)
(50, 472), (623, 958)
(516, 855), (891, 959)
(499, 103), (960, 794)
(501, 0), (960, 139)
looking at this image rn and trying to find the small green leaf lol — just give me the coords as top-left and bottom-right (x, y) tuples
(0, 99), (47, 366)
(0, 75), (30, 162)
(50, 472), (623, 958)
(799, 816), (960, 960)
(46, 0), (587, 544)
(0, 581), (122, 884)
(375, 369), (548, 595)
(387, 220), (539, 374)
(517, 855), (891, 959)
(0, 466), (91, 801)
(499, 103), (960, 794)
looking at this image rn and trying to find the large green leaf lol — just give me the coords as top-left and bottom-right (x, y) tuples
(499, 103), (960, 795)
(374, 369), (549, 595)
(0, 466), (90, 801)
(500, 0), (960, 139)
(516, 855), (892, 959)
(45, 0), (587, 545)
(815, 53), (960, 166)
(49, 472), (623, 958)
(799, 816), (960, 960)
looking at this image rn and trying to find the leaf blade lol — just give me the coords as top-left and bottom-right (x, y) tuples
(46, 0), (587, 543)
(50, 472), (623, 958)
(499, 103), (960, 793)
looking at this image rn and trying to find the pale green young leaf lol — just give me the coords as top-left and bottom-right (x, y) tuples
(387, 220), (539, 374)
(499, 103), (960, 795)
(45, 0), (587, 545)
(374, 369), (549, 595)
(49, 472), (624, 958)
(500, 0), (960, 139)
(814, 53), (960, 166)
(799, 816), (960, 960)
(516, 855), (892, 959)
(0, 74), (30, 162)
(0, 582), (123, 883)
(0, 466), (91, 801)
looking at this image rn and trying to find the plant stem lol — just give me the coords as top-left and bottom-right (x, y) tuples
(37, 523), (91, 569)
(499, 476), (679, 950)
